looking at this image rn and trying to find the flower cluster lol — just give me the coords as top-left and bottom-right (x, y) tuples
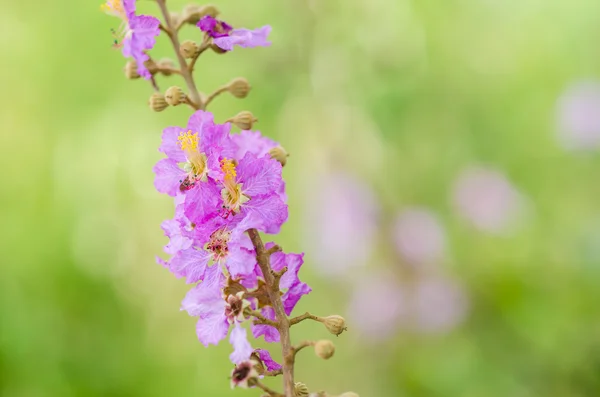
(153, 110), (310, 376)
(103, 2), (356, 395)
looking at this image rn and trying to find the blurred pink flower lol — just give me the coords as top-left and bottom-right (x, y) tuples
(411, 278), (469, 334)
(452, 166), (525, 233)
(347, 273), (406, 341)
(557, 81), (600, 150)
(303, 172), (379, 276)
(392, 208), (446, 266)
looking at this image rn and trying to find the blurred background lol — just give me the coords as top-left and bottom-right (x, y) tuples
(2, 0), (600, 396)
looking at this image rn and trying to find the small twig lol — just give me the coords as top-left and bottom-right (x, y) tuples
(290, 312), (322, 326)
(183, 96), (200, 110)
(159, 23), (170, 35)
(291, 340), (315, 360)
(204, 85), (229, 108)
(188, 36), (211, 73)
(266, 245), (282, 256)
(254, 380), (284, 397)
(157, 66), (182, 75)
(247, 309), (279, 327)
(264, 369), (283, 377)
(271, 266), (288, 290)
(150, 75), (160, 92)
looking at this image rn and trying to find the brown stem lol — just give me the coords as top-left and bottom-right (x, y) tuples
(188, 37), (211, 74)
(290, 312), (322, 326)
(247, 309), (279, 327)
(156, 0), (202, 108)
(254, 380), (284, 397)
(266, 244), (283, 255)
(247, 229), (295, 397)
(291, 340), (315, 359)
(265, 369), (283, 377)
(204, 85), (229, 108)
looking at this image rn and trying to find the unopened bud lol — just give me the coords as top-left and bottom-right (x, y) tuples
(165, 86), (186, 106)
(322, 315), (347, 336)
(210, 43), (227, 54)
(157, 58), (176, 76)
(294, 382), (310, 397)
(227, 78), (251, 98)
(144, 59), (158, 74)
(180, 40), (199, 59)
(182, 4), (219, 24)
(228, 111), (258, 130)
(124, 61), (140, 79)
(149, 93), (168, 112)
(313, 340), (335, 360)
(169, 12), (180, 26)
(269, 146), (289, 167)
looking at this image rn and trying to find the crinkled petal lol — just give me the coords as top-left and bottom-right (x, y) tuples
(125, 15), (160, 79)
(251, 307), (280, 342)
(226, 246), (256, 279)
(159, 126), (187, 162)
(229, 323), (253, 364)
(237, 153), (282, 197)
(196, 309), (229, 347)
(213, 26), (271, 51)
(282, 281), (312, 316)
(161, 219), (193, 256)
(184, 179), (221, 224)
(231, 130), (277, 160)
(270, 251), (304, 290)
(123, 0), (135, 17)
(181, 265), (224, 316)
(242, 194), (288, 234)
(169, 247), (211, 284)
(254, 349), (282, 372)
(153, 158), (187, 196)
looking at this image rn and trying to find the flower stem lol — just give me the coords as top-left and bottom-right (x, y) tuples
(247, 228), (295, 397)
(290, 312), (322, 326)
(156, 0), (203, 109)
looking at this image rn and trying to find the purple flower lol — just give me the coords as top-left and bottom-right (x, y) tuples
(303, 172), (379, 276)
(185, 153), (288, 236)
(231, 130), (278, 160)
(197, 16), (271, 52)
(101, 0), (160, 79)
(229, 323), (253, 364)
(153, 110), (234, 199)
(251, 307), (279, 342)
(392, 208), (446, 266)
(253, 349), (282, 372)
(452, 166), (528, 234)
(556, 80), (600, 150)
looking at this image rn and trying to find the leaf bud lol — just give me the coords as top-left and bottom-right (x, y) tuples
(269, 146), (289, 167)
(227, 78), (251, 98)
(165, 86), (186, 106)
(180, 40), (199, 59)
(322, 315), (347, 336)
(294, 382), (310, 397)
(124, 61), (140, 79)
(228, 111), (258, 130)
(149, 93), (168, 112)
(313, 340), (335, 360)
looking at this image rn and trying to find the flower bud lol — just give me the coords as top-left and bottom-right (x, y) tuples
(144, 59), (158, 74)
(228, 111), (258, 130)
(269, 146), (289, 167)
(149, 93), (168, 112)
(169, 12), (180, 26)
(124, 61), (140, 79)
(313, 340), (335, 360)
(210, 43), (227, 54)
(322, 315), (347, 336)
(227, 78), (251, 99)
(182, 4), (219, 24)
(157, 58), (176, 76)
(180, 40), (199, 59)
(165, 86), (186, 106)
(294, 382), (310, 397)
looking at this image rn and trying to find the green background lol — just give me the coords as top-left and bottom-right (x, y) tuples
(2, 0), (600, 396)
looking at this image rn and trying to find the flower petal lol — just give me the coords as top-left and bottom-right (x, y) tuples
(169, 247), (211, 284)
(229, 323), (253, 364)
(153, 158), (187, 196)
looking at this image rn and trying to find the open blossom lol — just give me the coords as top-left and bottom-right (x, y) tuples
(153, 110), (235, 198)
(101, 0), (160, 79)
(198, 16), (271, 52)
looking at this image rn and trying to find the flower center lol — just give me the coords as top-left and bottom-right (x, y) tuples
(206, 228), (232, 261)
(232, 362), (252, 383)
(224, 292), (248, 324)
(220, 158), (250, 215)
(178, 130), (208, 182)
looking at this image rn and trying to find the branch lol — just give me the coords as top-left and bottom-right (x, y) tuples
(264, 369), (283, 377)
(291, 340), (315, 359)
(290, 312), (322, 326)
(204, 85), (228, 108)
(266, 244), (282, 256)
(188, 36), (211, 73)
(156, 0), (202, 108)
(247, 229), (295, 397)
(255, 380), (284, 397)
(247, 309), (279, 327)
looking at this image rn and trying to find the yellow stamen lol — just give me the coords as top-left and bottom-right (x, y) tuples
(178, 130), (200, 152)
(221, 158), (237, 181)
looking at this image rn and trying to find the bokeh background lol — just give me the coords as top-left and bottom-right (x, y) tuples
(2, 0), (600, 396)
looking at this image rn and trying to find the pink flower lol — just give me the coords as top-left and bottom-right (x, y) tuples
(392, 208), (446, 266)
(452, 166), (527, 234)
(303, 172), (379, 276)
(198, 16), (271, 52)
(101, 0), (160, 79)
(557, 81), (600, 150)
